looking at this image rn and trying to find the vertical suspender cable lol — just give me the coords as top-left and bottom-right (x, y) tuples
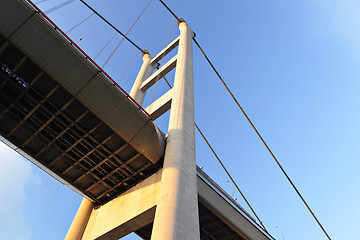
(79, 0), (146, 54)
(162, 75), (267, 231)
(94, 33), (117, 60)
(162, 76), (172, 89)
(157, 45), (266, 232)
(157, 0), (268, 232)
(44, 0), (76, 14)
(26, 0), (154, 120)
(158, 0), (181, 22)
(34, 0), (49, 4)
(195, 123), (268, 232)
(101, 0), (153, 68)
(119, 49), (137, 84)
(149, 16), (175, 106)
(66, 13), (95, 34)
(157, 1), (332, 239)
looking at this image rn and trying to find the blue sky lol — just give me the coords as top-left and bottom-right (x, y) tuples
(1, 0), (360, 239)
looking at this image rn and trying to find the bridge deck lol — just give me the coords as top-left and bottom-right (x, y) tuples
(0, 0), (165, 205)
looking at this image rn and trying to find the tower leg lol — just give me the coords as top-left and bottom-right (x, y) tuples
(151, 21), (200, 240)
(129, 52), (153, 105)
(65, 198), (93, 240)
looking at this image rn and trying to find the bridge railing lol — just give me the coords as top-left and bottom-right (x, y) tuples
(25, 0), (154, 120)
(196, 166), (257, 223)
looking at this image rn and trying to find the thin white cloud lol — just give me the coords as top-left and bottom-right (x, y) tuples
(0, 141), (41, 240)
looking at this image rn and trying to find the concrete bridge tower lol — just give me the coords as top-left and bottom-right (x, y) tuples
(66, 19), (200, 240)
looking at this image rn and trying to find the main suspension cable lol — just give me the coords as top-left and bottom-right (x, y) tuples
(157, 0), (268, 232)
(195, 123), (268, 232)
(119, 49), (137, 84)
(79, 0), (146, 54)
(157, 53), (266, 232)
(193, 38), (332, 240)
(158, 0), (181, 22)
(157, 1), (332, 239)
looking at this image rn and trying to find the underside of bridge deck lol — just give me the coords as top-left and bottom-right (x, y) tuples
(134, 202), (246, 240)
(0, 0), (169, 206)
(0, 32), (163, 205)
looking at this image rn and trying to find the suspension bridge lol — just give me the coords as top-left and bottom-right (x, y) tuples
(0, 0), (336, 239)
